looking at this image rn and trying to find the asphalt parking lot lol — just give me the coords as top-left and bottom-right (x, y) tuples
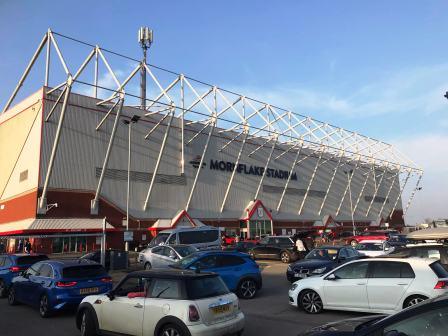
(0, 260), (365, 336)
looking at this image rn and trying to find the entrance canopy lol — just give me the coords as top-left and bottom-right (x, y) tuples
(0, 218), (115, 236)
(149, 210), (206, 232)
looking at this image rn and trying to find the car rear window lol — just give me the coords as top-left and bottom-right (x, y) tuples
(62, 265), (107, 279)
(179, 230), (219, 244)
(186, 275), (230, 300)
(16, 255), (48, 265)
(430, 261), (448, 278)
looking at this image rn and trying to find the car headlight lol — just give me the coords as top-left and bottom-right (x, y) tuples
(311, 267), (327, 274)
(291, 283), (298, 291)
(287, 265), (292, 271)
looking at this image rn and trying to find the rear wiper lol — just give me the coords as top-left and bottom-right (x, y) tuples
(155, 287), (171, 298)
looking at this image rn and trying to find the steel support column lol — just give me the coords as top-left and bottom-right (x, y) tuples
(389, 170), (411, 219)
(143, 108), (175, 210)
(366, 164), (390, 216)
(318, 151), (344, 216)
(298, 148), (325, 215)
(352, 166), (372, 215)
(377, 168), (401, 220)
(254, 137), (277, 201)
(335, 156), (361, 216)
(38, 77), (73, 213)
(403, 172), (423, 215)
(91, 96), (125, 214)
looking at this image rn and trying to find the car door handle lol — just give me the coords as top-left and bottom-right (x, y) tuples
(397, 283), (408, 286)
(134, 303), (143, 308)
(357, 283), (366, 285)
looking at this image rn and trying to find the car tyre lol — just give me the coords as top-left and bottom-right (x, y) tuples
(403, 295), (428, 309)
(350, 240), (358, 247)
(144, 262), (152, 270)
(80, 309), (97, 336)
(158, 323), (187, 336)
(237, 279), (257, 299)
(299, 290), (323, 314)
(39, 294), (52, 318)
(8, 287), (18, 306)
(280, 252), (291, 263)
(0, 280), (8, 298)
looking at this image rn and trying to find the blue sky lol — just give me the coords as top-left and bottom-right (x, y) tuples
(1, 0), (447, 224)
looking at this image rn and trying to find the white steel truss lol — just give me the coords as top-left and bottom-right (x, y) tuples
(1, 29), (423, 221)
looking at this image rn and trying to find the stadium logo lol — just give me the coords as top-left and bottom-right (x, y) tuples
(189, 155), (206, 169)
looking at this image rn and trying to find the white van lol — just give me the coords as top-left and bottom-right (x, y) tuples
(148, 226), (221, 251)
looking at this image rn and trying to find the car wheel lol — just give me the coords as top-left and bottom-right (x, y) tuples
(280, 252), (290, 263)
(404, 295), (428, 308)
(299, 290), (323, 314)
(350, 240), (358, 247)
(80, 309), (97, 336)
(39, 294), (52, 318)
(0, 280), (7, 298)
(158, 323), (186, 336)
(144, 262), (152, 270)
(237, 279), (257, 299)
(8, 287), (18, 306)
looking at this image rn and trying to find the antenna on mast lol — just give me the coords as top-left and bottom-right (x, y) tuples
(138, 27), (153, 109)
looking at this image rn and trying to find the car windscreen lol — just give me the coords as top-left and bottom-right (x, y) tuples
(173, 246), (197, 258)
(178, 230), (219, 244)
(16, 255), (48, 265)
(62, 265), (108, 279)
(149, 233), (170, 247)
(186, 275), (230, 300)
(356, 243), (383, 251)
(305, 248), (338, 261)
(174, 253), (200, 268)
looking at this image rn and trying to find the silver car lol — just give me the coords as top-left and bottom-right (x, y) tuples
(138, 244), (197, 269)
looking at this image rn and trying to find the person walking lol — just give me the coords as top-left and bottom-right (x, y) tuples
(295, 238), (307, 258)
(24, 240), (32, 254)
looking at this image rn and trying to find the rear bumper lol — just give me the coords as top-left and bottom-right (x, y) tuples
(188, 312), (245, 336)
(50, 286), (112, 310)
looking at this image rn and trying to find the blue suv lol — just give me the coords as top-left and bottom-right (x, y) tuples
(171, 251), (262, 299)
(8, 259), (113, 317)
(0, 254), (48, 297)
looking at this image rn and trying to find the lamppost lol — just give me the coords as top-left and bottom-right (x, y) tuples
(123, 115), (140, 251)
(344, 169), (356, 235)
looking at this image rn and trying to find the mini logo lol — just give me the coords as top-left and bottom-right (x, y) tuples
(189, 155), (206, 169)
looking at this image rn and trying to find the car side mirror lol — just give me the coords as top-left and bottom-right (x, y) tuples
(325, 273), (338, 281)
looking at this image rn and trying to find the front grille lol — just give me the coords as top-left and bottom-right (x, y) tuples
(295, 268), (309, 274)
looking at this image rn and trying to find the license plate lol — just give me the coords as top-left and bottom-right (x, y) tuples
(80, 287), (99, 295)
(294, 273), (306, 278)
(211, 304), (230, 314)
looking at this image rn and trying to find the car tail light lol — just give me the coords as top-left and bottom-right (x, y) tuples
(101, 277), (112, 283)
(188, 305), (200, 322)
(9, 266), (21, 273)
(434, 281), (447, 289)
(56, 281), (77, 287)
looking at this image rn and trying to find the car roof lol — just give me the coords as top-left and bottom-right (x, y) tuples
(127, 268), (218, 279)
(349, 257), (436, 265)
(44, 259), (101, 267)
(359, 240), (386, 243)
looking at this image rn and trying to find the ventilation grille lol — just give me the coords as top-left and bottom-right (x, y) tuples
(95, 168), (186, 185)
(263, 185), (326, 198)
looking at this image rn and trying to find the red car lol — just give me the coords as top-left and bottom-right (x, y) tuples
(346, 230), (397, 246)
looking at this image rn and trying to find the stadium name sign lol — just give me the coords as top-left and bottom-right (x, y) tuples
(209, 159), (297, 181)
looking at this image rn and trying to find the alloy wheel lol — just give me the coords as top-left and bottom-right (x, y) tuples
(301, 291), (323, 314)
(144, 262), (152, 270)
(407, 297), (426, 307)
(0, 280), (6, 297)
(240, 279), (257, 299)
(8, 288), (16, 305)
(162, 327), (181, 336)
(281, 252), (290, 263)
(39, 295), (49, 317)
(80, 313), (87, 336)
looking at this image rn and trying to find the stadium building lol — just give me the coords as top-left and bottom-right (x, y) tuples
(0, 30), (423, 253)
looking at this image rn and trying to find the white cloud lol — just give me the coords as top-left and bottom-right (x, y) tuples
(392, 134), (448, 225)
(229, 63), (448, 119)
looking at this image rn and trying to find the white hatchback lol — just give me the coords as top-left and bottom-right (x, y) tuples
(76, 269), (244, 336)
(355, 239), (394, 257)
(288, 257), (448, 314)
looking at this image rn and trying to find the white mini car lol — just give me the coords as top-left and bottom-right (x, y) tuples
(76, 269), (245, 336)
(138, 244), (198, 270)
(288, 257), (448, 314)
(355, 239), (394, 257)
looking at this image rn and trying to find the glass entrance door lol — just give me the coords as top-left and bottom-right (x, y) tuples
(248, 220), (272, 239)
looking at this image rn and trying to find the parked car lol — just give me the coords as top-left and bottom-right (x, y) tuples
(80, 249), (130, 270)
(138, 244), (197, 270)
(248, 235), (299, 263)
(345, 231), (393, 247)
(171, 251), (262, 299)
(355, 240), (394, 257)
(288, 258), (448, 314)
(223, 241), (257, 253)
(298, 294), (448, 336)
(222, 234), (238, 245)
(387, 233), (409, 248)
(148, 226), (221, 251)
(0, 253), (48, 298)
(386, 244), (448, 265)
(76, 269), (245, 336)
(286, 246), (362, 282)
(8, 259), (112, 317)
